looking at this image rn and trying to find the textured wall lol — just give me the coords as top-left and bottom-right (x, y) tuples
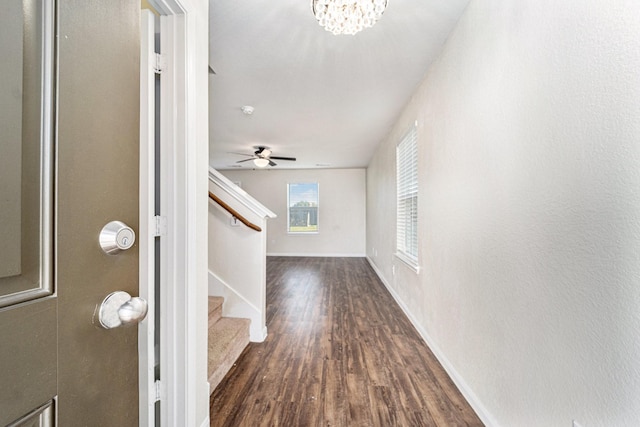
(366, 0), (640, 425)
(222, 168), (366, 256)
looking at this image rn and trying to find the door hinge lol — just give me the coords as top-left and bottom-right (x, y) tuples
(153, 215), (167, 237)
(153, 53), (166, 74)
(154, 380), (162, 402)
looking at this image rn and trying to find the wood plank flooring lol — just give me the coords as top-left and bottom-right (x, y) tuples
(210, 257), (483, 426)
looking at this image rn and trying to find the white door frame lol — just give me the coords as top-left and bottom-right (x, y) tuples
(139, 9), (156, 427)
(143, 1), (209, 426)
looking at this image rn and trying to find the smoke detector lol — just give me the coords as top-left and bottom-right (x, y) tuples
(241, 105), (254, 115)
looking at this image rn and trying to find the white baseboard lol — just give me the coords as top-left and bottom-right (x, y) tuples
(365, 257), (497, 427)
(266, 252), (366, 257)
(208, 270), (267, 343)
(200, 417), (210, 427)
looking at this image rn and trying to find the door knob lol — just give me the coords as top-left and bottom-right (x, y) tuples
(98, 291), (148, 329)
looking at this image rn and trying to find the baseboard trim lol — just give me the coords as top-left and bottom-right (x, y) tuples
(266, 252), (366, 258)
(365, 256), (497, 427)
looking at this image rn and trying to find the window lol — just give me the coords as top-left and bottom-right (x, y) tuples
(396, 123), (419, 271)
(288, 183), (319, 233)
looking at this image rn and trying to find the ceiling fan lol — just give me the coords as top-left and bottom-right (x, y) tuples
(232, 146), (296, 168)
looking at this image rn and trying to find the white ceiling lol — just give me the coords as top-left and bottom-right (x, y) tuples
(209, 0), (470, 170)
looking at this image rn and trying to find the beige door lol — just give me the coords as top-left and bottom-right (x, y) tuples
(0, 0), (142, 425)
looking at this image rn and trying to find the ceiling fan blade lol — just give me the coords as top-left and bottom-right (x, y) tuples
(269, 156), (296, 161)
(268, 159), (277, 167)
(229, 152), (254, 157)
(236, 158), (254, 163)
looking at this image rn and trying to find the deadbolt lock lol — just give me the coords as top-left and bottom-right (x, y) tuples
(99, 221), (135, 254)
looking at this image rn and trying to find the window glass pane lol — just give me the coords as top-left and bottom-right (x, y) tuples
(288, 183), (319, 233)
(396, 124), (418, 264)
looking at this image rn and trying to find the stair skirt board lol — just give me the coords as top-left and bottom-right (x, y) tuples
(208, 270), (267, 342)
(208, 296), (251, 394)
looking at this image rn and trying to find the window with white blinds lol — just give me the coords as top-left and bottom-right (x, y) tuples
(396, 123), (419, 271)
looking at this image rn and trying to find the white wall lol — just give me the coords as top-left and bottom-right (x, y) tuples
(208, 177), (269, 342)
(222, 168), (366, 257)
(366, 1), (640, 426)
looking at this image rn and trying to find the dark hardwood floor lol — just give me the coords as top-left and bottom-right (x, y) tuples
(210, 257), (483, 426)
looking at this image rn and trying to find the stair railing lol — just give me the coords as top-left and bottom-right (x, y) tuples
(208, 191), (262, 232)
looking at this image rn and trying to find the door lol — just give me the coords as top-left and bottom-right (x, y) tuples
(0, 0), (143, 425)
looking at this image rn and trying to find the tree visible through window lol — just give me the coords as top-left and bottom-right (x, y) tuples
(288, 183), (319, 233)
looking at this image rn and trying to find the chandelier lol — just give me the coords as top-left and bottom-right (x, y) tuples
(311, 0), (388, 35)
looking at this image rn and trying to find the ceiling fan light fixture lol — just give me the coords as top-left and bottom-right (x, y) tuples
(233, 146), (296, 167)
(253, 158), (270, 168)
(311, 0), (388, 35)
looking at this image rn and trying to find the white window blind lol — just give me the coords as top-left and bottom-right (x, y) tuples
(396, 123), (418, 269)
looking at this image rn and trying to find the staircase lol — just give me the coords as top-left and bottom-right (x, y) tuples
(208, 296), (251, 394)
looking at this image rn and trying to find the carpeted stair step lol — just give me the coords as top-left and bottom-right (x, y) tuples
(208, 300), (250, 394)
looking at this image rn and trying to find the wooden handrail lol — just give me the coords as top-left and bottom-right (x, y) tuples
(208, 191), (262, 232)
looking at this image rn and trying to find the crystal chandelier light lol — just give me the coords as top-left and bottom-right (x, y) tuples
(311, 0), (388, 35)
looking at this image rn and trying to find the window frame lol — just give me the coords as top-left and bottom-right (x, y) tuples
(395, 122), (420, 273)
(287, 182), (320, 234)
